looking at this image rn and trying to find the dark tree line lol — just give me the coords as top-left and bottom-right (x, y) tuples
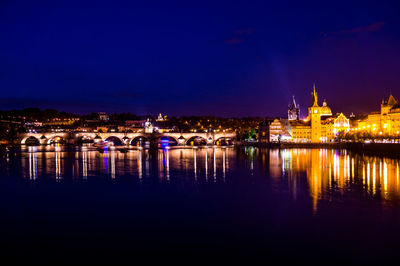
(0, 108), (76, 121)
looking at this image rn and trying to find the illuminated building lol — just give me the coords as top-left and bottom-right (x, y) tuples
(309, 86), (322, 142)
(98, 112), (109, 121)
(156, 113), (166, 121)
(258, 119), (291, 143)
(289, 84), (350, 143)
(144, 119), (154, 133)
(358, 94), (400, 135)
(269, 118), (291, 142)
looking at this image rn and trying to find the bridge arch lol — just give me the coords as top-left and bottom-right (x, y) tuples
(130, 136), (148, 146)
(214, 137), (233, 146)
(47, 136), (66, 144)
(186, 136), (207, 146)
(158, 136), (178, 148)
(24, 136), (40, 146)
(105, 136), (123, 146)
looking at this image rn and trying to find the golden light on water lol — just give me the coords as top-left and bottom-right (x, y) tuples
(269, 149), (400, 211)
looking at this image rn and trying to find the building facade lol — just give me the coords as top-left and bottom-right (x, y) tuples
(269, 118), (292, 142)
(357, 94), (400, 135)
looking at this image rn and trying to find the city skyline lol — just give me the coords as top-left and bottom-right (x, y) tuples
(0, 86), (397, 119)
(1, 0), (400, 116)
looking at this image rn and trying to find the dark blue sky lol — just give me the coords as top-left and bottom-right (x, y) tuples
(1, 0), (400, 117)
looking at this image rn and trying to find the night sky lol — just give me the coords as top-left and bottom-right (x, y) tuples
(1, 0), (400, 117)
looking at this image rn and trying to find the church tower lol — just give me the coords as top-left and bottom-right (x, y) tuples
(288, 96), (300, 120)
(309, 84), (321, 143)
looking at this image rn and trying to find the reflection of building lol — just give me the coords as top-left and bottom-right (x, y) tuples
(269, 148), (400, 212)
(289, 84), (350, 143)
(358, 94), (400, 135)
(288, 96), (300, 120)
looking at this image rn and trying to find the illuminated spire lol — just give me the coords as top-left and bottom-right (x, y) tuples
(289, 95), (297, 109)
(311, 83), (319, 107)
(387, 93), (398, 106)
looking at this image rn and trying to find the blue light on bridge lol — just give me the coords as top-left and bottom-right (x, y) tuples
(160, 139), (170, 150)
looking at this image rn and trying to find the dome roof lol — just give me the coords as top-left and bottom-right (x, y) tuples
(320, 100), (332, 116)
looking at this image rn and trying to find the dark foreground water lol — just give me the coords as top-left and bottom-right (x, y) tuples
(1, 145), (400, 264)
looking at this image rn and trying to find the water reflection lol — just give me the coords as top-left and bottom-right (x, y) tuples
(55, 145), (62, 181)
(110, 150), (116, 179)
(18, 146), (234, 183)
(28, 146), (37, 180)
(10, 146), (400, 211)
(137, 149), (142, 179)
(269, 149), (400, 211)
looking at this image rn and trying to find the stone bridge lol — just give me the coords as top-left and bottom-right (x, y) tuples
(20, 131), (236, 145)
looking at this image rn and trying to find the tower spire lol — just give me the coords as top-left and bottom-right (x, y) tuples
(288, 95), (300, 120)
(311, 83), (318, 107)
(291, 95), (296, 108)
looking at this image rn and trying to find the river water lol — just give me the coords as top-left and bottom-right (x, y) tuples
(1, 145), (400, 263)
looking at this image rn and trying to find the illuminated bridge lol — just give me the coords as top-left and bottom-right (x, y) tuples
(20, 132), (236, 146)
